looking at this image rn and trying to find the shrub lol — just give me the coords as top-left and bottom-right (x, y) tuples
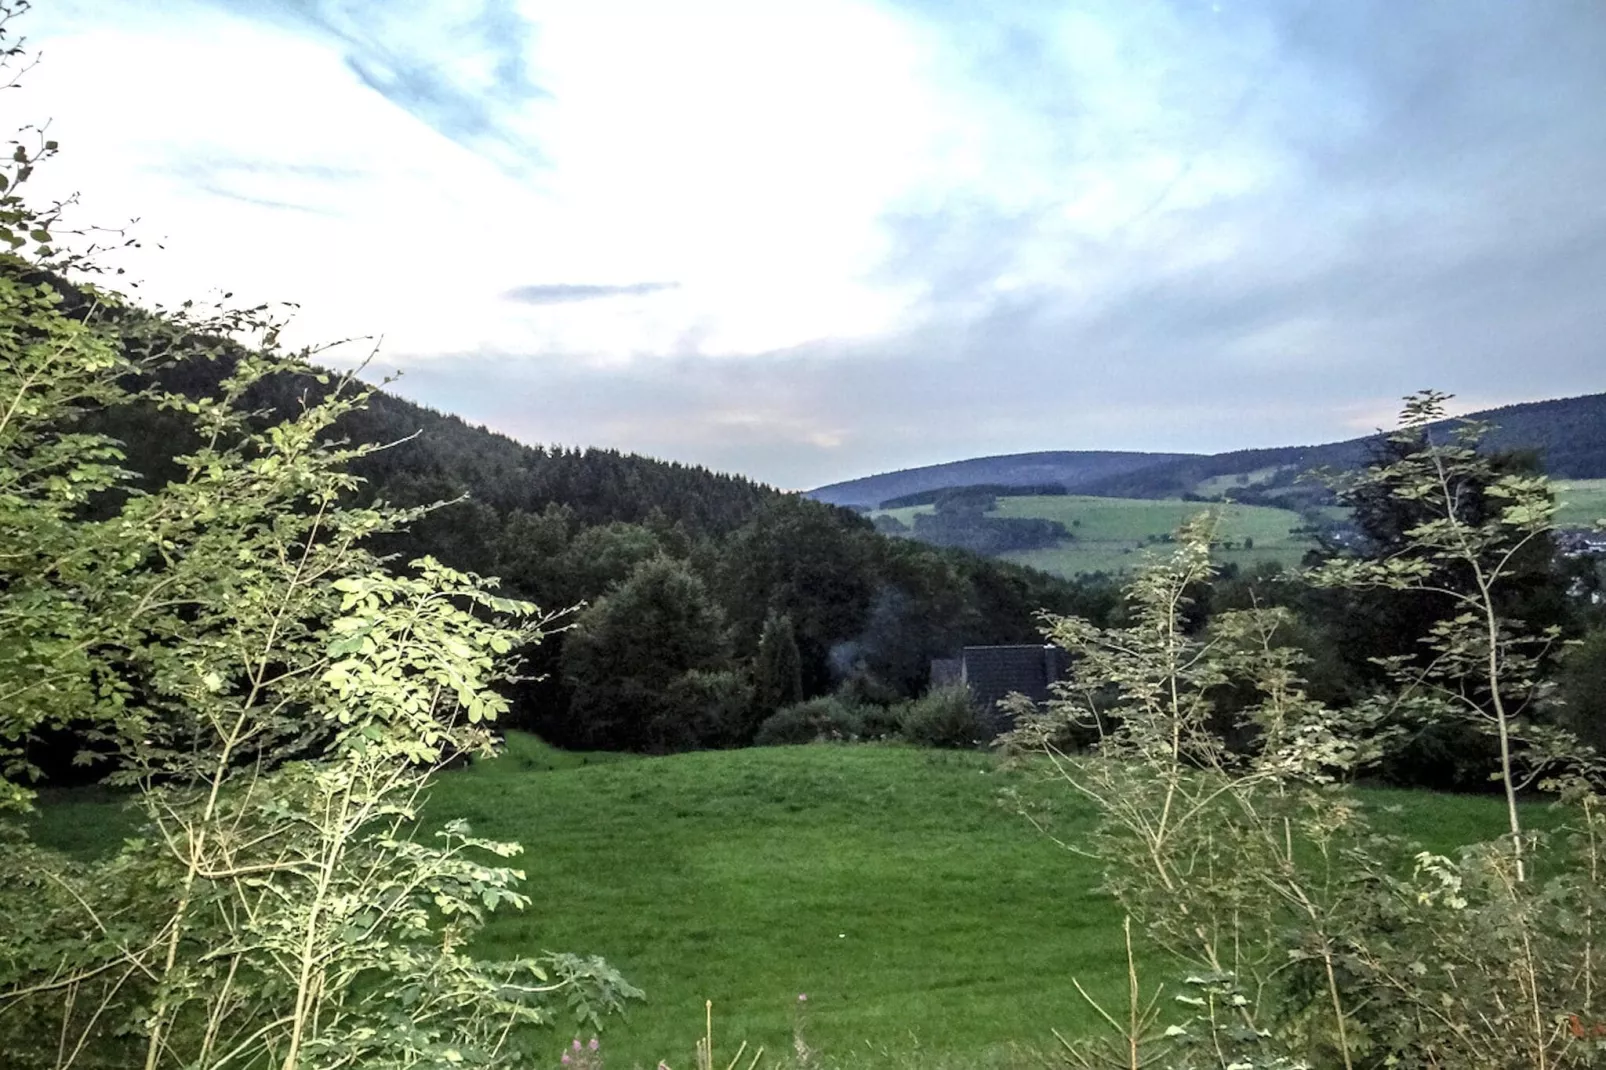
(1012, 397), (1606, 1069)
(753, 697), (864, 746)
(0, 12), (639, 1064)
(897, 686), (989, 749)
(856, 700), (905, 741)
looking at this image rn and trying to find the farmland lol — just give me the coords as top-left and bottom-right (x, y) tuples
(873, 494), (1323, 578)
(1555, 479), (1606, 529)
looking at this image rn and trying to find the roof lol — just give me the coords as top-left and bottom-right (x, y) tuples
(957, 645), (1069, 733)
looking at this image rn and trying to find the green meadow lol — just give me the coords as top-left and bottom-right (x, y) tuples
(875, 494), (1318, 578)
(27, 734), (1544, 1069)
(1555, 478), (1606, 529)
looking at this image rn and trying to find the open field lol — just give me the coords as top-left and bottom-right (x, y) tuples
(27, 735), (1545, 1068)
(1555, 479), (1606, 529)
(875, 495), (1318, 578)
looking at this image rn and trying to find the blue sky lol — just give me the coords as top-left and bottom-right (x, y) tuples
(13, 0), (1606, 489)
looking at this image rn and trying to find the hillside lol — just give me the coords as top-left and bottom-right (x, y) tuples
(807, 450), (1197, 509)
(815, 392), (1606, 507)
(1081, 392), (1606, 501)
(874, 494), (1327, 578)
(40, 277), (1109, 760)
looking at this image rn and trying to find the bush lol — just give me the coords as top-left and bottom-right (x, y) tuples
(856, 700), (905, 741)
(897, 686), (989, 749)
(0, 13), (639, 1062)
(753, 697), (864, 745)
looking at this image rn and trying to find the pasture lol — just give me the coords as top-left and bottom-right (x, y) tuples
(1555, 478), (1606, 529)
(874, 495), (1317, 578)
(27, 735), (1539, 1069)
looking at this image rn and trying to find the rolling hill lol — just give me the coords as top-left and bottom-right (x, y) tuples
(807, 450), (1197, 509)
(873, 494), (1330, 579)
(811, 392), (1606, 509)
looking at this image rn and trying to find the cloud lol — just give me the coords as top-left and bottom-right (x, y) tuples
(16, 0), (1606, 490)
(161, 157), (368, 215)
(209, 0), (547, 172)
(502, 282), (679, 305)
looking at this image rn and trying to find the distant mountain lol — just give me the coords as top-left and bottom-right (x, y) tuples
(1079, 392), (1606, 501)
(810, 393), (1606, 508)
(807, 450), (1198, 509)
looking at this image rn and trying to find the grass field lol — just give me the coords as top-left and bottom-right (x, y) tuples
(26, 735), (1545, 1069)
(1555, 479), (1606, 529)
(874, 474), (1606, 582)
(875, 495), (1317, 578)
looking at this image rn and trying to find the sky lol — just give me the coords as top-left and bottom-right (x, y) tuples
(10, 0), (1606, 490)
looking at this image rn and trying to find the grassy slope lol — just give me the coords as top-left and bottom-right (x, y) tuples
(434, 739), (1116, 1067)
(875, 495), (1316, 578)
(1555, 479), (1606, 529)
(27, 736), (1540, 1068)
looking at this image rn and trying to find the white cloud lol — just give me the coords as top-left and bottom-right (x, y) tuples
(14, 0), (957, 363)
(9, 0), (1604, 489)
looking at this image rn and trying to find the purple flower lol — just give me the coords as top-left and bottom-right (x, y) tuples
(589, 1038), (600, 1052)
(561, 1055), (571, 1066)
(573, 1039), (583, 1052)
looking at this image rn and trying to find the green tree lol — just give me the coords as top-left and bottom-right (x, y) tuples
(1014, 396), (1606, 1068)
(562, 556), (730, 751)
(0, 20), (637, 1063)
(1557, 626), (1606, 753)
(1309, 391), (1576, 879)
(750, 610), (804, 734)
(1308, 396), (1574, 790)
(1013, 516), (1606, 1069)
(716, 497), (875, 695)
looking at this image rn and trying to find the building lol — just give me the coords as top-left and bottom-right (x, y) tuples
(931, 644), (1070, 735)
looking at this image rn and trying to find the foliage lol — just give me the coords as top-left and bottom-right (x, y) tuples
(1011, 394), (1606, 1068)
(0, 29), (637, 1064)
(1307, 390), (1581, 873)
(895, 687), (989, 749)
(752, 611), (805, 734)
(1557, 626), (1606, 753)
(753, 698), (865, 746)
(562, 556), (732, 752)
(86, 349), (1103, 754)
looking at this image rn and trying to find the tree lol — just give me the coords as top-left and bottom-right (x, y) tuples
(1557, 626), (1606, 753)
(1309, 391), (1578, 879)
(1306, 395), (1575, 790)
(715, 497), (878, 696)
(750, 611), (804, 735)
(1013, 508), (1606, 1069)
(562, 556), (731, 751)
(0, 18), (637, 1063)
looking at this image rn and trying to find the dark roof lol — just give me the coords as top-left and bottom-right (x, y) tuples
(929, 657), (963, 689)
(958, 645), (1068, 732)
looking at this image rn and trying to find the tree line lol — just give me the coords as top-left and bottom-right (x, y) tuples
(51, 292), (1606, 780)
(18, 294), (1111, 762)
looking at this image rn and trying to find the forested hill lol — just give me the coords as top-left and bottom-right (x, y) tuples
(811, 392), (1606, 508)
(60, 286), (1107, 758)
(808, 450), (1198, 508)
(1077, 391), (1606, 500)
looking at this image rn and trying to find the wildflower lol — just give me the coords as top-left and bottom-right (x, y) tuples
(562, 1055), (571, 1066)
(589, 1037), (600, 1052)
(797, 993), (807, 1002)
(573, 1039), (583, 1052)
